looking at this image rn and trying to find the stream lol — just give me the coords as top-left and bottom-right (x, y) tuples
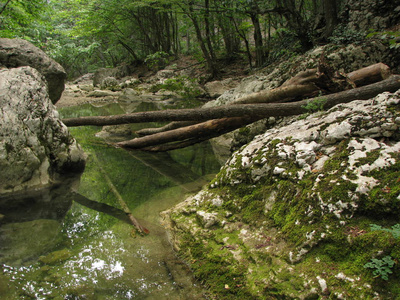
(0, 98), (221, 299)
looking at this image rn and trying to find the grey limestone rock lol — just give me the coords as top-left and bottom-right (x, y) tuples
(0, 66), (86, 194)
(0, 38), (66, 104)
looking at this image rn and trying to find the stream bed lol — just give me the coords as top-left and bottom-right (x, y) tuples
(0, 99), (221, 299)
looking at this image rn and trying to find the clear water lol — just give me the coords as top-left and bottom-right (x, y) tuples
(0, 99), (221, 299)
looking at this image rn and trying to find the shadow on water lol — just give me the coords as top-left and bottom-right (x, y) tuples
(0, 100), (221, 299)
(0, 177), (79, 266)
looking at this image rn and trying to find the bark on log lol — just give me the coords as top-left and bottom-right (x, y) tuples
(281, 68), (318, 87)
(63, 75), (400, 128)
(347, 62), (391, 87)
(115, 75), (400, 151)
(232, 83), (318, 104)
(136, 121), (197, 136)
(116, 117), (255, 150)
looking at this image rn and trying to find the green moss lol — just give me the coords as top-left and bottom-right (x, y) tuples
(323, 140), (350, 172)
(359, 154), (400, 216)
(179, 233), (254, 299)
(354, 150), (381, 167)
(172, 128), (400, 298)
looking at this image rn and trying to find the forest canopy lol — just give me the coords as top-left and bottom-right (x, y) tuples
(0, 0), (370, 79)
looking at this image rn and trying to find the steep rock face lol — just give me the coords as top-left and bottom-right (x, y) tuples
(0, 38), (66, 103)
(162, 90), (400, 299)
(0, 67), (86, 194)
(341, 0), (400, 32)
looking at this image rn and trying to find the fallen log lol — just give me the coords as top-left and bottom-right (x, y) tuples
(231, 63), (389, 105)
(133, 63), (391, 136)
(63, 75), (400, 128)
(347, 62), (391, 87)
(116, 117), (255, 150)
(115, 75), (400, 151)
(136, 121), (197, 136)
(231, 83), (318, 104)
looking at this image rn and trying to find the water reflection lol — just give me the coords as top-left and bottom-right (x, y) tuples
(0, 100), (219, 299)
(0, 178), (79, 266)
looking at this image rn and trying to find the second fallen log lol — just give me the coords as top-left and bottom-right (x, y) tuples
(116, 117), (256, 150)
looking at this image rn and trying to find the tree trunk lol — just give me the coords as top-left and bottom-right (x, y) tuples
(0, 0), (12, 15)
(250, 12), (265, 67)
(320, 0), (338, 40)
(232, 84), (318, 105)
(231, 17), (253, 67)
(186, 2), (218, 77)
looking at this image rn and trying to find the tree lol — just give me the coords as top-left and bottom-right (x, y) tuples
(0, 0), (49, 40)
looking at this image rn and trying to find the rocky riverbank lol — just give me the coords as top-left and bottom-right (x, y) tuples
(152, 41), (400, 299)
(160, 88), (400, 299)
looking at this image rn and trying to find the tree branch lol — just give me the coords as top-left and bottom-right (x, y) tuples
(0, 0), (12, 15)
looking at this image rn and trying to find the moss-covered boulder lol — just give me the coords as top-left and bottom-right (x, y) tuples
(162, 90), (400, 299)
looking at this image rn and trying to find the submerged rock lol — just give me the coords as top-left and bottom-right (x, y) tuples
(162, 90), (400, 299)
(0, 66), (86, 194)
(0, 38), (66, 103)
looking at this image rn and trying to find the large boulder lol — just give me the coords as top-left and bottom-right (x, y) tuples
(0, 66), (86, 194)
(0, 38), (66, 103)
(93, 64), (135, 87)
(162, 90), (400, 299)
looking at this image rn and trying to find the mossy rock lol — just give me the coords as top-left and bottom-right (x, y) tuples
(163, 90), (400, 299)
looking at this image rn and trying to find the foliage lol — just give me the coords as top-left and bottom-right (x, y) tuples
(301, 97), (327, 112)
(367, 31), (400, 49)
(328, 24), (366, 45)
(363, 256), (395, 280)
(144, 51), (170, 70)
(370, 224), (400, 240)
(362, 224), (400, 280)
(0, 0), (379, 79)
(150, 75), (202, 98)
(264, 28), (301, 63)
(0, 0), (49, 40)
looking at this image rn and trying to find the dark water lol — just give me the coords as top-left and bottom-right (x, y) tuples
(0, 99), (221, 299)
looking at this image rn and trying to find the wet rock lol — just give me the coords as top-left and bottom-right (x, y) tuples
(0, 38), (66, 104)
(118, 88), (140, 102)
(0, 66), (86, 194)
(93, 67), (119, 87)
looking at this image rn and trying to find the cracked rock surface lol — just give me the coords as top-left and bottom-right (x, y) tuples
(0, 67), (86, 194)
